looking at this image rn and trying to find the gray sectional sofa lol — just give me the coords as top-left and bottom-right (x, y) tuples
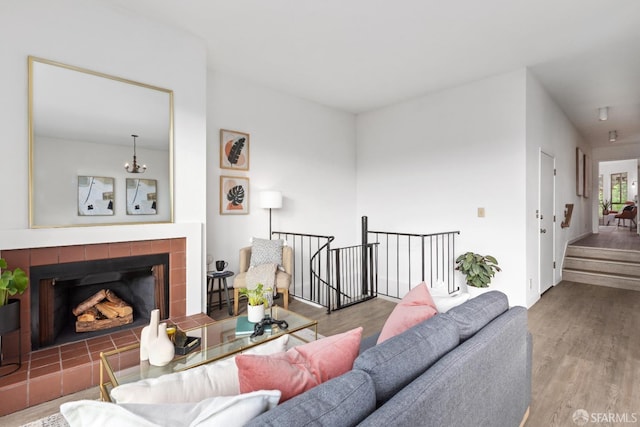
(247, 291), (531, 427)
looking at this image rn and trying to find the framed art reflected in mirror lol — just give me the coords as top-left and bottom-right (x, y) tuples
(78, 176), (114, 216)
(126, 178), (157, 215)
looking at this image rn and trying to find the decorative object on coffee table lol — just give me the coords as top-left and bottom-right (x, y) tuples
(239, 284), (271, 323)
(140, 308), (175, 366)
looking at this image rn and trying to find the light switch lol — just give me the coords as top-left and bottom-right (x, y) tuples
(478, 207), (485, 217)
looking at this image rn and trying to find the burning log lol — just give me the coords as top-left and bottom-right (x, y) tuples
(73, 289), (133, 332)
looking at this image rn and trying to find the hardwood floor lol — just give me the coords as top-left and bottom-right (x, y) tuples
(5, 285), (639, 427)
(527, 281), (640, 426)
(573, 225), (640, 250)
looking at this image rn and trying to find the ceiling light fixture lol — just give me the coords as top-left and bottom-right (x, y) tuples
(598, 107), (608, 121)
(124, 134), (147, 173)
(609, 130), (617, 142)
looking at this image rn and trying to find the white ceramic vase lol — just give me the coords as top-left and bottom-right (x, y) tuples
(247, 304), (265, 323)
(148, 322), (175, 367)
(139, 309), (159, 361)
(140, 309), (175, 366)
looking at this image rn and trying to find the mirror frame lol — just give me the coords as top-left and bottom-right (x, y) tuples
(28, 56), (174, 228)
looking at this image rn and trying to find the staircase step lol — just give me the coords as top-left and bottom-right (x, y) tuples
(564, 257), (640, 276)
(566, 245), (640, 263)
(562, 269), (640, 291)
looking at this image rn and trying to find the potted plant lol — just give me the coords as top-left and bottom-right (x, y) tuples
(238, 283), (272, 322)
(0, 258), (29, 335)
(601, 199), (612, 216)
(455, 252), (501, 297)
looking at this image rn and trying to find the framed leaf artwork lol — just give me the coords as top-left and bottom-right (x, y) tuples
(220, 175), (249, 215)
(220, 129), (250, 171)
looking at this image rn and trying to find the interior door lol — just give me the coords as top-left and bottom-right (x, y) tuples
(539, 151), (555, 293)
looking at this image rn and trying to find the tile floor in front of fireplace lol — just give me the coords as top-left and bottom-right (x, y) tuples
(0, 312), (214, 416)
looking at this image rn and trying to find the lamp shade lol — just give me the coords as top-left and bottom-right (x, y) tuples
(259, 191), (282, 209)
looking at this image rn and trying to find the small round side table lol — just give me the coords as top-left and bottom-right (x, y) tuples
(206, 270), (234, 316)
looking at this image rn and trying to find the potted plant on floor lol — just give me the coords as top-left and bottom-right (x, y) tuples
(0, 258), (29, 335)
(455, 252), (501, 297)
(239, 283), (272, 322)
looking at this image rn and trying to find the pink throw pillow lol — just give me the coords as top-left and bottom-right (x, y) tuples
(377, 282), (438, 344)
(236, 327), (363, 402)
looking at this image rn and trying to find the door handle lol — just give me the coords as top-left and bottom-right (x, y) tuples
(540, 228), (547, 234)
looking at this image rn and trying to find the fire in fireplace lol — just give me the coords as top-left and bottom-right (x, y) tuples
(30, 254), (169, 350)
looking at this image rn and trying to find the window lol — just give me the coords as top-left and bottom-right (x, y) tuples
(610, 172), (628, 212)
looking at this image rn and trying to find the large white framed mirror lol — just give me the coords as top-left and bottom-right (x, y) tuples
(28, 56), (174, 228)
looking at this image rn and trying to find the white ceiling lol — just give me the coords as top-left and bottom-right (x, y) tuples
(103, 0), (640, 148)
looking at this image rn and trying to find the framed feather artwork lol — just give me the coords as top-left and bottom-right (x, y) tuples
(220, 129), (250, 171)
(220, 175), (249, 214)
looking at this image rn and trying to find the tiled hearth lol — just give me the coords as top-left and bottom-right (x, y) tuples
(0, 238), (191, 416)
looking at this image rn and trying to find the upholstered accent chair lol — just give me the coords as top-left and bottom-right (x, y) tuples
(615, 204), (637, 230)
(233, 245), (293, 315)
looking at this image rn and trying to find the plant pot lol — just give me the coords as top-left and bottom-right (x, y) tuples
(0, 299), (20, 335)
(247, 304), (265, 323)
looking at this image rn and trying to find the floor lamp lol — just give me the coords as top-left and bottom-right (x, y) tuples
(259, 191), (282, 238)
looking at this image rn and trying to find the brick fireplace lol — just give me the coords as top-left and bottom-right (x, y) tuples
(0, 238), (196, 415)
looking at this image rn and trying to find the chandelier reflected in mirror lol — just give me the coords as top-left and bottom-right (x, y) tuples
(124, 134), (147, 173)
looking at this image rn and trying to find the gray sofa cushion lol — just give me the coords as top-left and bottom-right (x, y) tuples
(442, 290), (508, 340)
(353, 314), (459, 405)
(359, 306), (529, 427)
(246, 369), (376, 427)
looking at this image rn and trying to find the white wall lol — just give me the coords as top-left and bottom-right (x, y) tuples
(0, 0), (208, 314)
(207, 71), (358, 274)
(525, 71), (590, 307)
(34, 138), (171, 225)
(356, 70), (528, 307)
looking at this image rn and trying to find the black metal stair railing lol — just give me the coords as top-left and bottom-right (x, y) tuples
(362, 216), (460, 299)
(271, 231), (334, 310)
(273, 216), (460, 313)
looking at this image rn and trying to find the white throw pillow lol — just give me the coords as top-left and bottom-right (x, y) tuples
(111, 335), (289, 404)
(432, 293), (471, 313)
(61, 390), (281, 427)
(428, 281), (470, 312)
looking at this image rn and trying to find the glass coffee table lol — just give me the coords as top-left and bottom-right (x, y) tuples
(99, 307), (317, 401)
